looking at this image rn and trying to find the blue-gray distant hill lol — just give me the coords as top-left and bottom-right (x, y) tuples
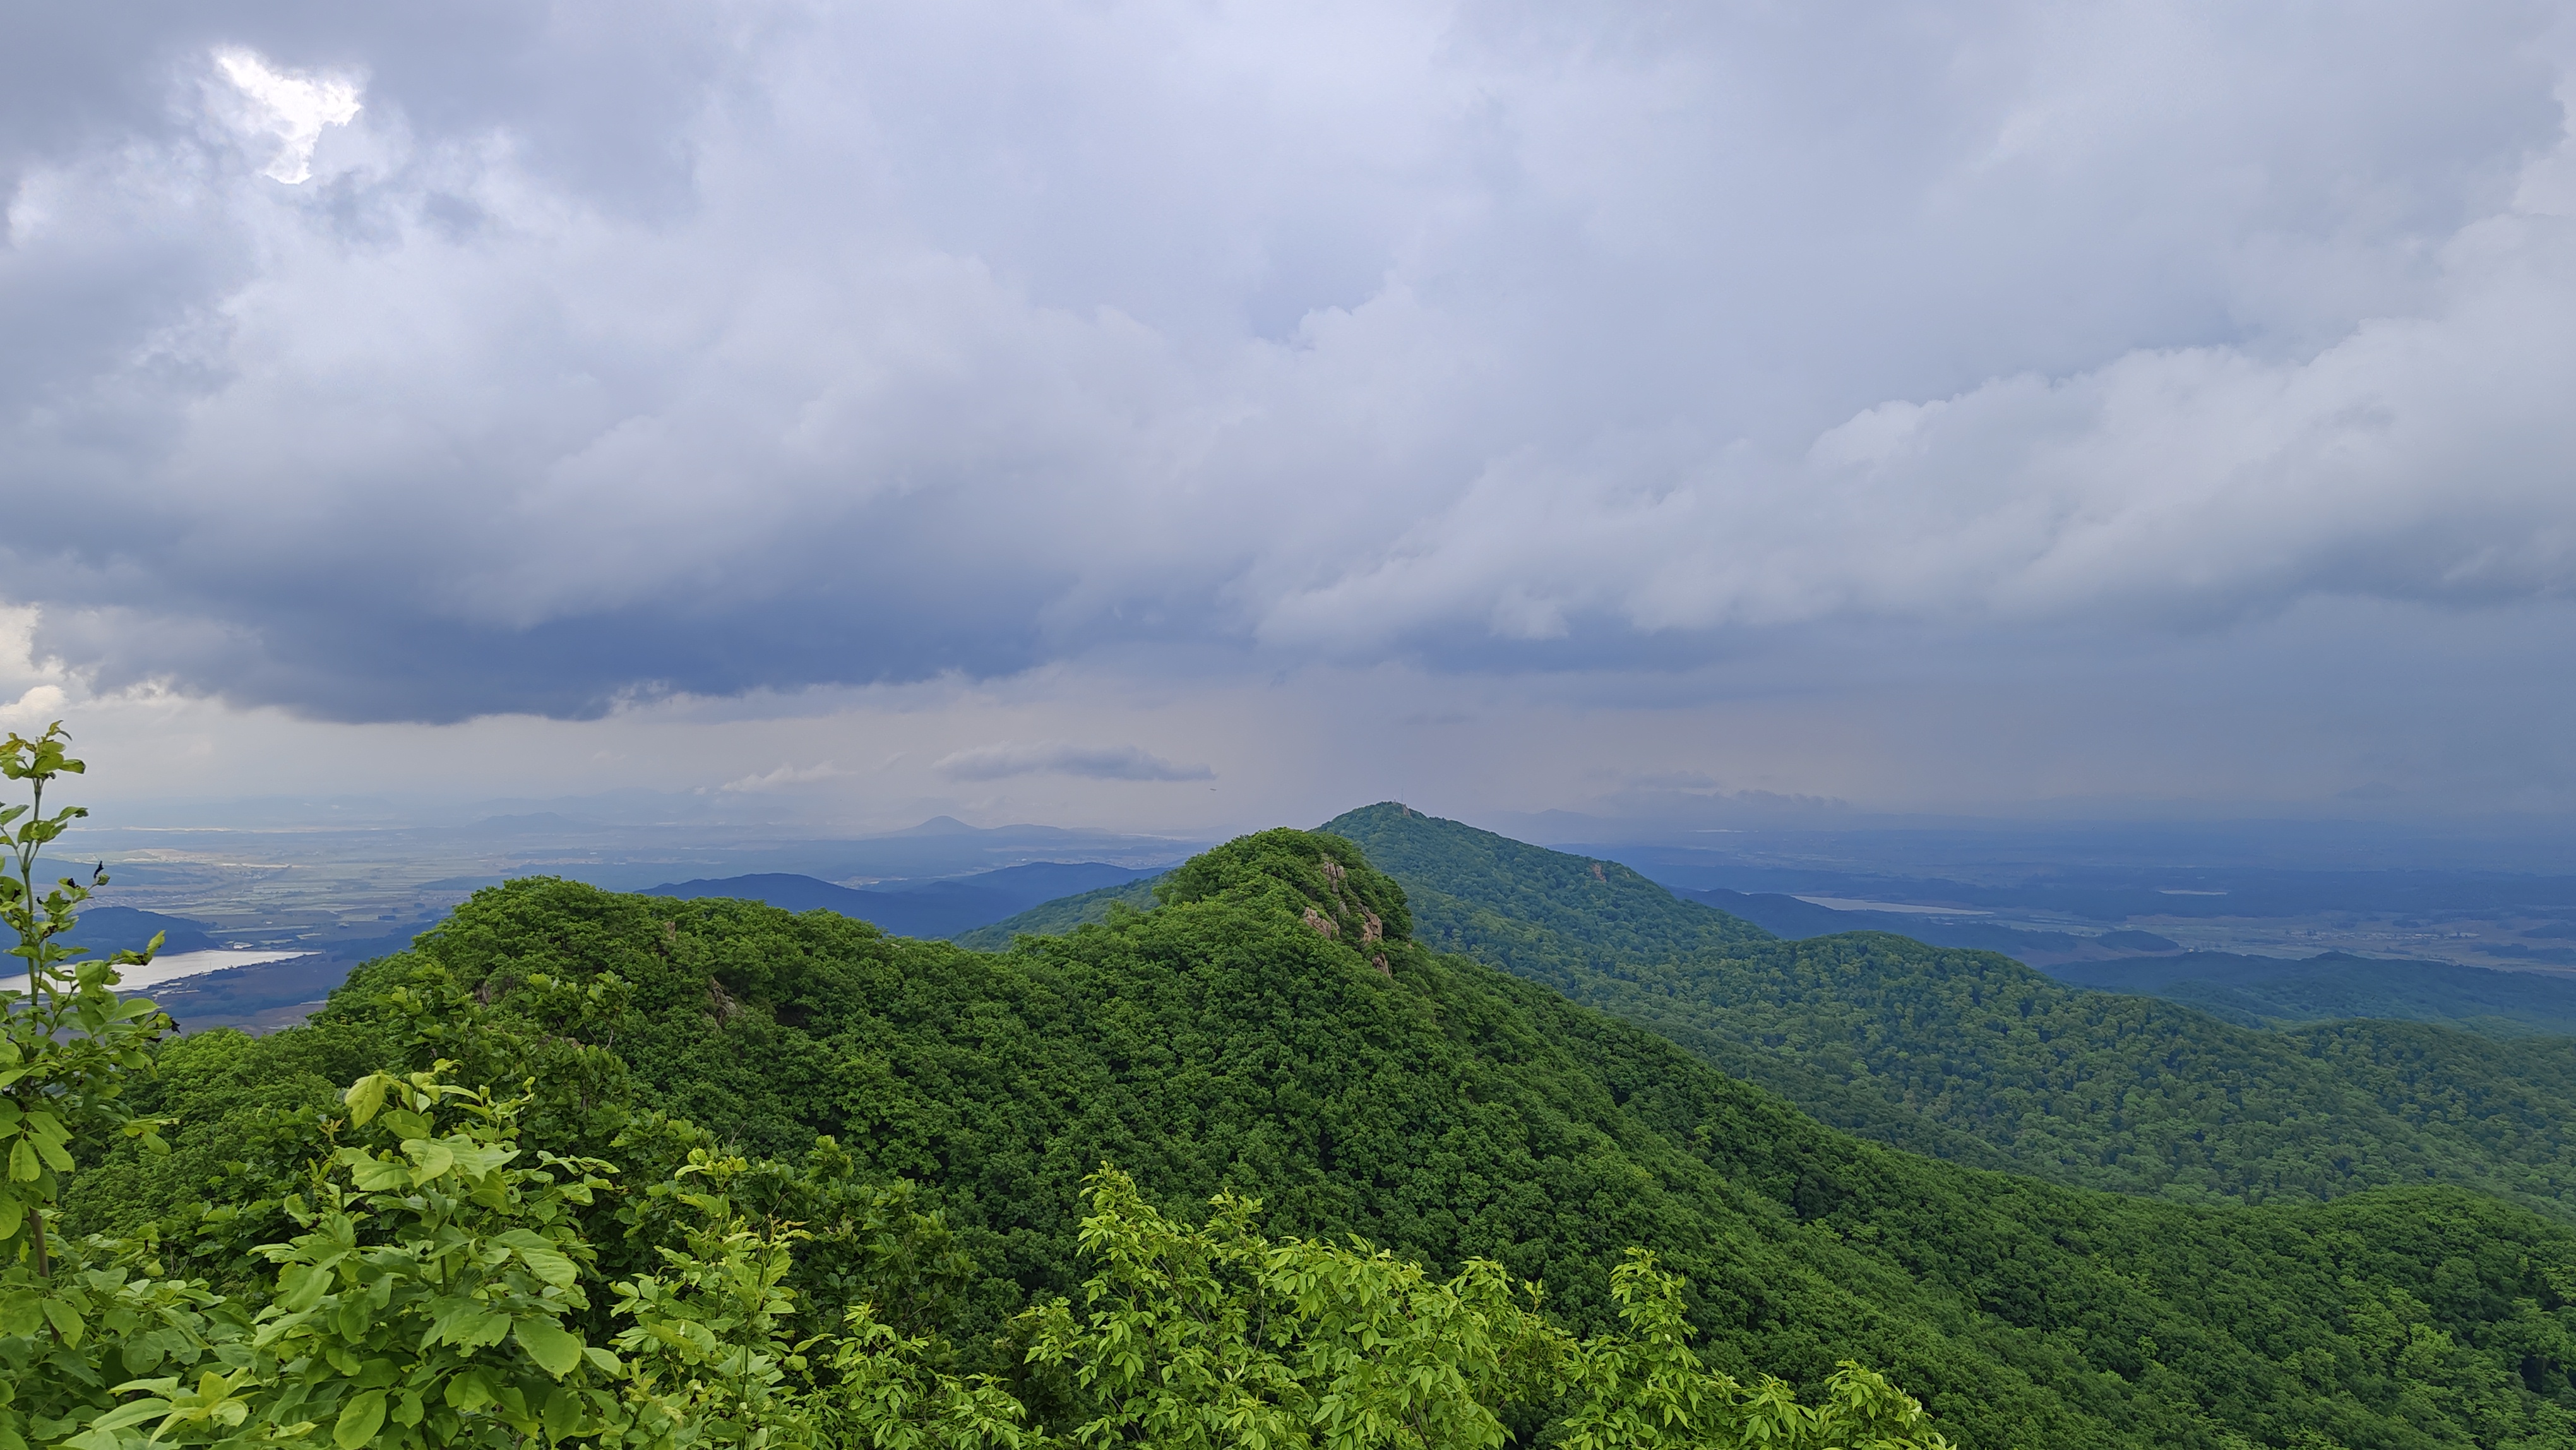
(72, 907), (224, 956)
(1680, 887), (2096, 956)
(951, 875), (1167, 950)
(641, 861), (1163, 940)
(1683, 885), (2576, 1036)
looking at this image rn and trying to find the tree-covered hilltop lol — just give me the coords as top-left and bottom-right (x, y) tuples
(0, 739), (1928, 1450)
(1322, 802), (2576, 1216)
(71, 827), (2576, 1447)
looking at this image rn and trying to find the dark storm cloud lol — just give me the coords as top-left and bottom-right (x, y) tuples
(4, 1), (2574, 722)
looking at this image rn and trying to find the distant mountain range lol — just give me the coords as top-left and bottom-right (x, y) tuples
(1590, 848), (2576, 920)
(1678, 885), (2104, 955)
(109, 817), (2576, 1055)
(951, 875), (1167, 949)
(1682, 885), (2576, 1036)
(639, 861), (1164, 940)
(64, 906), (224, 956)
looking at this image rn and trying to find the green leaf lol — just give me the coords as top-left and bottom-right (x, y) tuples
(39, 1297), (83, 1346)
(82, 1399), (175, 1434)
(278, 1264), (333, 1314)
(496, 1229), (578, 1288)
(29, 1135), (70, 1173)
(0, 1190), (21, 1240)
(333, 1389), (387, 1450)
(7, 1137), (35, 1183)
(402, 1139), (456, 1182)
(513, 1317), (585, 1379)
(443, 1370), (497, 1413)
(427, 1300), (511, 1350)
(542, 1385), (582, 1441)
(343, 1075), (388, 1127)
(447, 1142), (520, 1180)
(347, 1153), (412, 1192)
(331, 1292), (371, 1343)
(492, 1385), (534, 1434)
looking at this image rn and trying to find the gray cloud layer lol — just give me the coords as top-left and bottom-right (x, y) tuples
(5, 2), (2573, 721)
(934, 741), (1213, 784)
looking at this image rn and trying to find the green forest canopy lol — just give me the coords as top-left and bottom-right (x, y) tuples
(54, 822), (2576, 1447)
(11, 764), (1948, 1450)
(1318, 803), (2576, 1219)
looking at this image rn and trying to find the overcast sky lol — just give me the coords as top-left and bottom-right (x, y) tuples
(6, 1), (2576, 838)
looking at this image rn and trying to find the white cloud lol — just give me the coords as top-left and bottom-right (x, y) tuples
(211, 48), (362, 184)
(719, 762), (846, 793)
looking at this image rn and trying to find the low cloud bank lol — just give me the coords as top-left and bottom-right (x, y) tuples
(934, 742), (1214, 784)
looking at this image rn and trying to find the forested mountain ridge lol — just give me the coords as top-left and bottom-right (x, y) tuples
(78, 829), (2576, 1447)
(951, 873), (1162, 949)
(1686, 883), (2576, 1038)
(1321, 803), (2576, 1215)
(643, 863), (1164, 941)
(2044, 949), (2576, 1038)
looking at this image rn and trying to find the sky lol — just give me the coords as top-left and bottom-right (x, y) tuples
(6, 1), (2576, 842)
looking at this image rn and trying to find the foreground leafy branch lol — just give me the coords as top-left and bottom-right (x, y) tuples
(1022, 1170), (1952, 1450)
(1, 724), (170, 1281)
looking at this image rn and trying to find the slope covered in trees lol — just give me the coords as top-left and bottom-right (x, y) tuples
(1322, 803), (2576, 1216)
(68, 826), (2576, 1447)
(1687, 884), (2576, 1038)
(2044, 949), (2576, 1037)
(0, 758), (1936, 1450)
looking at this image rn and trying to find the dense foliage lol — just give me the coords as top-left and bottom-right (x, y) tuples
(1322, 804), (2576, 1216)
(13, 755), (1960, 1450)
(2042, 950), (2576, 1038)
(56, 819), (2576, 1446)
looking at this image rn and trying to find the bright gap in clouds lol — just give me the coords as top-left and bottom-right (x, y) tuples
(212, 47), (360, 184)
